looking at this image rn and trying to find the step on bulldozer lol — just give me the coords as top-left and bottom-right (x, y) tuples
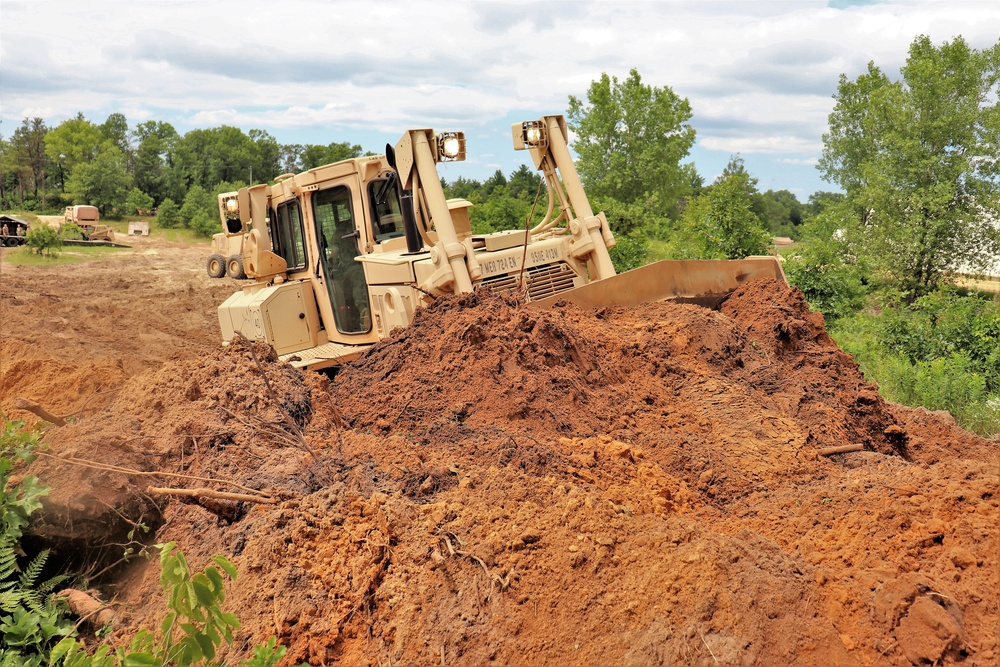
(218, 115), (786, 371)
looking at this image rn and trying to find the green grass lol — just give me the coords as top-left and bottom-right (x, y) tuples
(0, 245), (130, 266)
(153, 226), (211, 243)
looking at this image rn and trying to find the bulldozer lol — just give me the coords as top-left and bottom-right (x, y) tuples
(207, 192), (248, 279)
(218, 115), (785, 372)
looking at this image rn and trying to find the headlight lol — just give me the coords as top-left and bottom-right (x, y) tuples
(436, 131), (466, 162)
(512, 120), (548, 150)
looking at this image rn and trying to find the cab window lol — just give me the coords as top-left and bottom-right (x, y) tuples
(271, 200), (306, 271)
(367, 177), (404, 242)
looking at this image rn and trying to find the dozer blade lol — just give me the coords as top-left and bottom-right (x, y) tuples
(531, 256), (786, 310)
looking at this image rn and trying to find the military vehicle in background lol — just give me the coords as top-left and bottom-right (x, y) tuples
(206, 192), (247, 279)
(0, 215), (30, 246)
(63, 205), (116, 243)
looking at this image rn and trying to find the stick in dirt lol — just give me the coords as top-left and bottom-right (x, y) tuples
(146, 486), (277, 504)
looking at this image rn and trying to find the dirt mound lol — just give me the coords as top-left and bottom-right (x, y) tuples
(25, 337), (312, 550)
(333, 282), (904, 505)
(12, 269), (998, 666)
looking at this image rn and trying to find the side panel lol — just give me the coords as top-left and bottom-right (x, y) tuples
(72, 205), (100, 223)
(368, 285), (420, 338)
(217, 281), (322, 355)
(262, 285), (321, 354)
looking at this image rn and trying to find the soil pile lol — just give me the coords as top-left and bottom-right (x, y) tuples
(2, 245), (996, 667)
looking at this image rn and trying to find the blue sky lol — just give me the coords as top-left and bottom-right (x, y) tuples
(2, 0), (998, 200)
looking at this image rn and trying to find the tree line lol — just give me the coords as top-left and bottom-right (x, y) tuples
(0, 113), (365, 229)
(1, 106), (813, 247)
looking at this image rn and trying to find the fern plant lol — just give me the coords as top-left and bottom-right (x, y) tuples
(0, 418), (74, 667)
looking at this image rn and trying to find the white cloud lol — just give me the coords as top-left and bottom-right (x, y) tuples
(699, 135), (823, 156)
(2, 0), (998, 196)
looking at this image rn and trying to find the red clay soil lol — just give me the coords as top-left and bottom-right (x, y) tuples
(1, 240), (997, 667)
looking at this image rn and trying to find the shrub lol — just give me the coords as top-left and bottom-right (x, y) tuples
(125, 189), (155, 217)
(59, 224), (83, 241)
(0, 421), (294, 667)
(48, 544), (290, 667)
(179, 186), (215, 231)
(189, 210), (218, 238)
(831, 308), (1000, 437)
(783, 250), (867, 321)
(24, 226), (62, 256)
(879, 289), (1000, 392)
(608, 234), (649, 273)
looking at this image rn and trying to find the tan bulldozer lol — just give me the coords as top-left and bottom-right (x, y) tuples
(218, 115), (785, 371)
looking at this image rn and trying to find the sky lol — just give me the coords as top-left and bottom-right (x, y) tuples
(2, 0), (999, 200)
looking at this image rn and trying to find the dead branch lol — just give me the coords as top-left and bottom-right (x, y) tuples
(35, 451), (263, 494)
(146, 486), (277, 504)
(57, 589), (116, 627)
(13, 397), (66, 426)
(236, 333), (318, 459)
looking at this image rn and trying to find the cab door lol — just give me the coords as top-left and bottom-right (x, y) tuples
(311, 185), (371, 334)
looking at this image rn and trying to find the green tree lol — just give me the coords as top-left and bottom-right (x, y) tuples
(125, 188), (155, 216)
(805, 191), (846, 217)
(133, 121), (179, 205)
(783, 200), (868, 320)
(180, 185), (216, 234)
(44, 115), (103, 192)
(755, 189), (803, 237)
(682, 156), (772, 259)
(24, 225), (62, 256)
(279, 143), (304, 174)
(468, 195), (532, 234)
(567, 68), (696, 223)
(99, 113), (131, 160)
(9, 118), (49, 209)
(819, 34), (1000, 298)
(446, 175), (483, 201)
(156, 198), (182, 229)
(608, 234), (650, 273)
(0, 134), (12, 209)
(249, 129), (281, 183)
(481, 169), (508, 198)
(171, 127), (258, 192)
(299, 140), (363, 171)
(65, 147), (132, 217)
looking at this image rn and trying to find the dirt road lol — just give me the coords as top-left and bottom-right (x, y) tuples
(1, 235), (996, 666)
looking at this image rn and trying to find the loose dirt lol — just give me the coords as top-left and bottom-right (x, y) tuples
(1, 236), (996, 666)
